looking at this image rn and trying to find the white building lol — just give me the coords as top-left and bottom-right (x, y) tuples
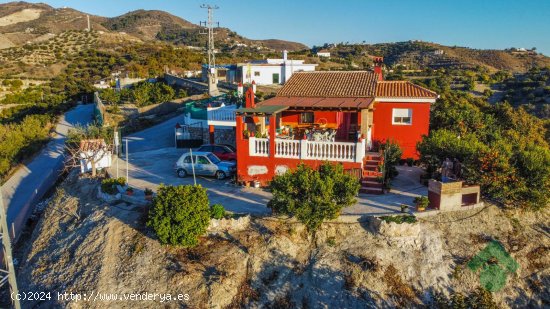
(316, 50), (331, 58)
(202, 50), (317, 85)
(79, 139), (112, 174)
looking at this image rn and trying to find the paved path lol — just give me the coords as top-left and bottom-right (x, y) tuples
(112, 147), (427, 216)
(125, 113), (188, 153)
(1, 104), (94, 240)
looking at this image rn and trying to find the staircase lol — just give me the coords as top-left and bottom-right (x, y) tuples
(360, 152), (384, 194)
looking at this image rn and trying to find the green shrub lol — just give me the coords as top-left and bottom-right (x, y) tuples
(380, 215), (417, 224)
(413, 196), (430, 209)
(101, 177), (126, 194)
(147, 184), (210, 247)
(210, 204), (226, 219)
(268, 162), (360, 232)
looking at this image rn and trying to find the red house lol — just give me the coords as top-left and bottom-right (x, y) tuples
(235, 63), (437, 192)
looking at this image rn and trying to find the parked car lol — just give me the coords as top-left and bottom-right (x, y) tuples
(197, 144), (236, 161)
(175, 151), (236, 180)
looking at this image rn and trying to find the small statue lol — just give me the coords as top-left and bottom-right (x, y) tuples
(441, 158), (454, 182)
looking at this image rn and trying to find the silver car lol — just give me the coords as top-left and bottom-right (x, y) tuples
(175, 151), (236, 180)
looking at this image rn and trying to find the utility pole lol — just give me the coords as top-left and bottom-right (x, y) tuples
(0, 189), (22, 309)
(200, 4), (220, 97)
(125, 138), (129, 184)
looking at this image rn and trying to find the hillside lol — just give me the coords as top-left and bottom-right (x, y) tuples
(9, 172), (550, 308)
(316, 41), (550, 73)
(102, 9), (307, 51)
(0, 2), (107, 47)
(0, 2), (307, 52)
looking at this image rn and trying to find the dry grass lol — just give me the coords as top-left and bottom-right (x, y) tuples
(383, 264), (416, 306)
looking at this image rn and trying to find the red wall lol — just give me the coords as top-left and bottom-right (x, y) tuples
(235, 141), (362, 185)
(372, 102), (431, 159)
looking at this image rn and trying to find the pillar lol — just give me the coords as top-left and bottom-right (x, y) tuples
(236, 115), (243, 141)
(353, 111), (361, 141)
(269, 115), (276, 158)
(209, 125), (215, 144)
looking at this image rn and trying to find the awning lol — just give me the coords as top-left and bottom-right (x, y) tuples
(257, 96), (374, 110)
(235, 105), (289, 116)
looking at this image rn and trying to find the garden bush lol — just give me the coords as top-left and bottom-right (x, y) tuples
(417, 91), (550, 210)
(210, 204), (226, 219)
(268, 162), (360, 232)
(147, 184), (210, 247)
(101, 177), (126, 194)
(380, 215), (417, 224)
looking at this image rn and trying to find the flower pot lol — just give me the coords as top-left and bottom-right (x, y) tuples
(417, 206), (425, 212)
(253, 180), (261, 188)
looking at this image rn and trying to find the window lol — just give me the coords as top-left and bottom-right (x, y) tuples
(300, 112), (314, 124)
(392, 108), (412, 125)
(207, 153), (221, 164)
(184, 155), (197, 163)
(199, 145), (213, 152)
(197, 156), (210, 164)
(214, 146), (227, 153)
(272, 73), (279, 83)
(254, 71), (260, 76)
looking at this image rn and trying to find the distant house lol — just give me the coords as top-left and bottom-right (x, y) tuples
(201, 50), (317, 85)
(316, 50), (331, 58)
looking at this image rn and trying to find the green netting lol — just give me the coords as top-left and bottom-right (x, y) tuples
(467, 240), (519, 291)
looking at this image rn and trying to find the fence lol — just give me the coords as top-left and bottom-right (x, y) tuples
(249, 137), (365, 163)
(93, 92), (105, 126)
(249, 138), (270, 157)
(208, 108), (236, 122)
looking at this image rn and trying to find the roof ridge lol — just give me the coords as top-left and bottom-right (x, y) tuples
(404, 81), (438, 95)
(293, 70), (376, 73)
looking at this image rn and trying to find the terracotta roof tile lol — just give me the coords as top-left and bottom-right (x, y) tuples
(79, 139), (106, 152)
(376, 81), (438, 99)
(277, 71), (378, 98)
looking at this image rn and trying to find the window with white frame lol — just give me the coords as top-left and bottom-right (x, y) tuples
(392, 108), (412, 125)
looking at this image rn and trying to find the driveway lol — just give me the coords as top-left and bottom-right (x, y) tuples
(110, 148), (271, 214)
(125, 113), (188, 153)
(112, 147), (427, 216)
(1, 104), (94, 240)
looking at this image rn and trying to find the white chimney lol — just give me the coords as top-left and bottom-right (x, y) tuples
(283, 50), (288, 61)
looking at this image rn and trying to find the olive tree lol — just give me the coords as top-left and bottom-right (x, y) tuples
(147, 184), (211, 247)
(268, 162), (360, 232)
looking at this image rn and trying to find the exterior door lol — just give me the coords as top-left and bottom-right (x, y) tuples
(272, 73), (280, 84)
(195, 156), (210, 175)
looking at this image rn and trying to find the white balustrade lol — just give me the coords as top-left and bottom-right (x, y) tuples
(249, 138), (364, 163)
(249, 137), (269, 157)
(208, 109), (236, 122)
(306, 141), (356, 162)
(275, 139), (301, 158)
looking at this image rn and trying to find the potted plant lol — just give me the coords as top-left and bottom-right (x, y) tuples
(144, 188), (153, 200)
(400, 204), (409, 213)
(414, 196), (429, 212)
(253, 179), (261, 188)
(126, 187), (134, 196)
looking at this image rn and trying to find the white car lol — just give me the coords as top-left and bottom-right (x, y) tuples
(175, 151), (236, 180)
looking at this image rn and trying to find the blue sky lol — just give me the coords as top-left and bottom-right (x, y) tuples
(4, 0), (550, 55)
